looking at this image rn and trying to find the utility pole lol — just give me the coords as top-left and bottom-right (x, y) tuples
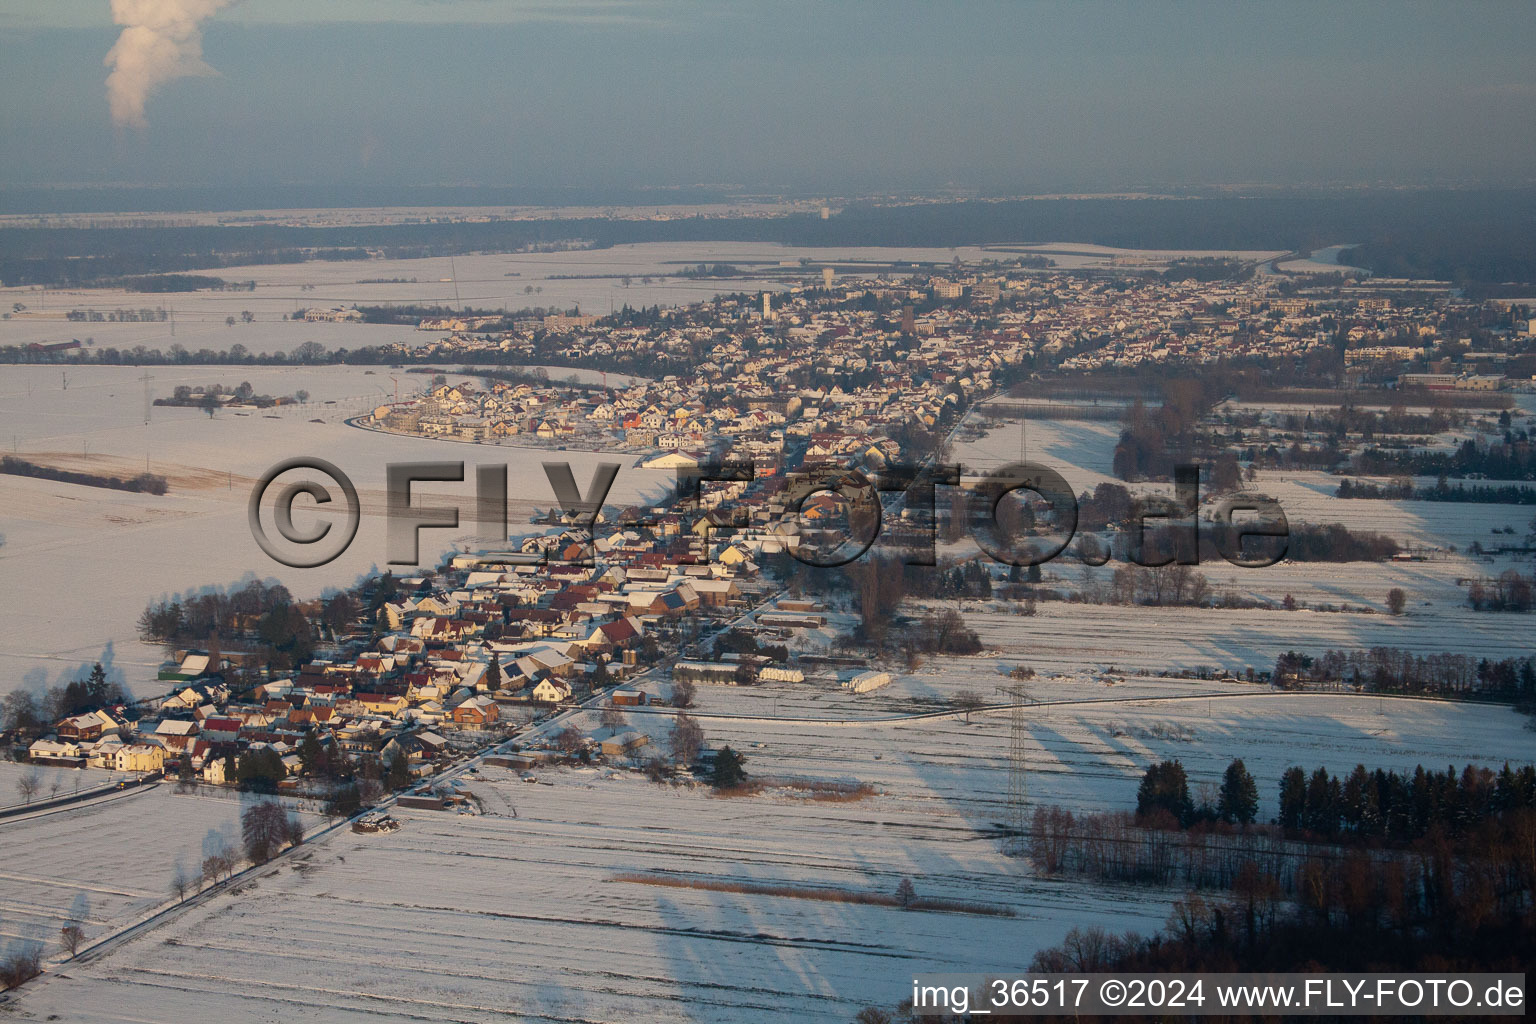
(141, 369), (153, 425)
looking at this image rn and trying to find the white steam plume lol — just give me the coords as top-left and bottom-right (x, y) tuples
(104, 0), (237, 129)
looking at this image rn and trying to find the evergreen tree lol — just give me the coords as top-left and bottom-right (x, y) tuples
(236, 747), (287, 793)
(297, 731), (323, 776)
(1217, 758), (1259, 824)
(1135, 760), (1193, 827)
(710, 746), (747, 789)
(1304, 767), (1339, 836)
(385, 751), (413, 790)
(1278, 766), (1307, 830)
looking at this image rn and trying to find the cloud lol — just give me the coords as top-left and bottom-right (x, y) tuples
(104, 0), (237, 129)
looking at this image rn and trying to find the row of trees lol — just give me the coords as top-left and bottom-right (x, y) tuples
(137, 580), (303, 643)
(1278, 403), (1460, 438)
(1467, 570), (1535, 612)
(137, 580), (332, 672)
(1353, 436), (1536, 481)
(1, 455), (167, 496)
(1031, 763), (1536, 922)
(1135, 758), (1259, 828)
(1022, 832), (1532, 982)
(1277, 761), (1536, 843)
(1130, 755), (1536, 845)
(1273, 646), (1536, 697)
(1339, 476), (1536, 505)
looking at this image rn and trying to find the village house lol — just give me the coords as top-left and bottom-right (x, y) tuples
(114, 743), (166, 773)
(450, 695), (499, 729)
(531, 679), (574, 703)
(55, 709), (121, 743)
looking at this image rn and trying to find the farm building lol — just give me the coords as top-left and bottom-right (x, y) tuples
(674, 661), (751, 685)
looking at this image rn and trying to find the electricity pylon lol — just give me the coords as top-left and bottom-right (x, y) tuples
(996, 681), (1030, 854)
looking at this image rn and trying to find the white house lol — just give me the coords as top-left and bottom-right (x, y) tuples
(531, 679), (573, 703)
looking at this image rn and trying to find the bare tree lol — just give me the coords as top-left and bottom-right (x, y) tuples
(951, 690), (986, 724)
(667, 713), (704, 765)
(203, 838), (239, 884)
(0, 942), (43, 990)
(1387, 587), (1407, 616)
(671, 677), (696, 709)
(358, 777), (385, 806)
(846, 555), (905, 646)
(241, 800), (293, 864)
(599, 706), (628, 733)
(554, 726), (587, 758)
(202, 852), (227, 888)
(643, 756), (669, 784)
(17, 768), (41, 805)
(170, 864), (192, 901)
(895, 876), (917, 908)
(59, 920), (86, 957)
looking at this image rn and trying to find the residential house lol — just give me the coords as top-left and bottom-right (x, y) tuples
(450, 695), (499, 729)
(114, 743), (166, 773)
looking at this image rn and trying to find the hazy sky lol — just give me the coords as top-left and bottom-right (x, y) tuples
(2, 0), (1534, 192)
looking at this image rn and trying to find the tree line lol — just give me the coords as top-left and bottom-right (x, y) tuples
(1352, 437), (1536, 481)
(1276, 761), (1536, 844)
(1273, 646), (1536, 697)
(1339, 476), (1536, 505)
(137, 580), (347, 672)
(1, 455), (167, 496)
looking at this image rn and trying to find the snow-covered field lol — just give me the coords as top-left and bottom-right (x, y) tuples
(9, 692), (1529, 1023)
(938, 417), (1534, 678)
(0, 364), (665, 700)
(0, 760), (138, 810)
(0, 783), (324, 959)
(1275, 244), (1368, 275)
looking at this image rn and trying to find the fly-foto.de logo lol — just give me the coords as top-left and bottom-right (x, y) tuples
(248, 458), (1289, 570)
